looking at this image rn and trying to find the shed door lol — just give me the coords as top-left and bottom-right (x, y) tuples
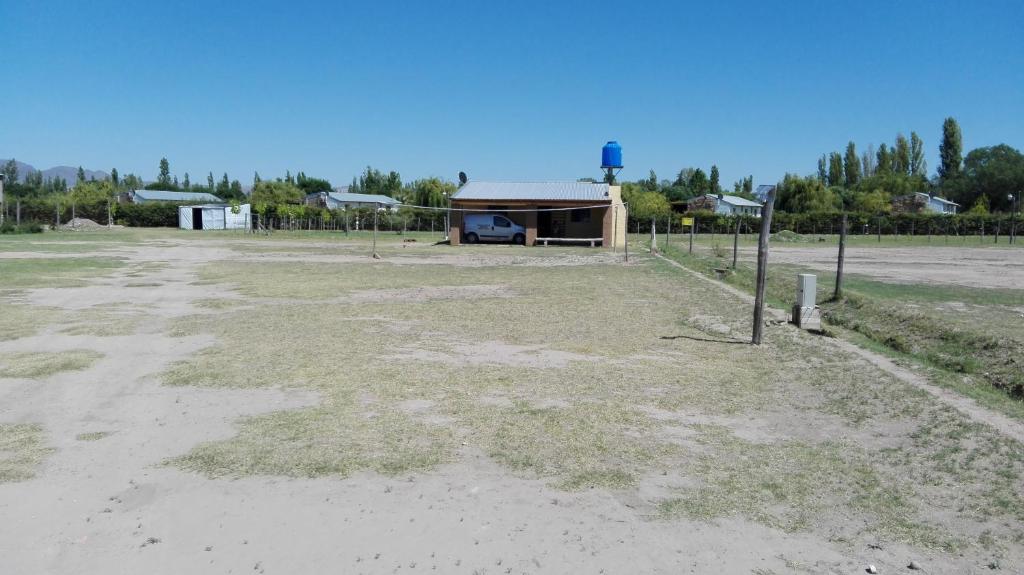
(192, 208), (203, 230)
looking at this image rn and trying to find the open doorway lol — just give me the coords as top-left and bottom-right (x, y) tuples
(191, 208), (203, 230)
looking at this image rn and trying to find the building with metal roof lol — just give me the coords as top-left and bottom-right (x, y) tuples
(892, 192), (960, 215)
(127, 189), (224, 204)
(178, 203), (251, 230)
(687, 193), (764, 216)
(304, 189), (401, 210)
(449, 181), (625, 248)
(452, 181), (612, 202)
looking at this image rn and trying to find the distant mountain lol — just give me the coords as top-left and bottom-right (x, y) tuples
(0, 158), (109, 184)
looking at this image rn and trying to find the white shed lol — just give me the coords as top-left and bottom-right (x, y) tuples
(179, 204), (251, 230)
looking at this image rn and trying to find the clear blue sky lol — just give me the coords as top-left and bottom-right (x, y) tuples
(2, 0), (1022, 188)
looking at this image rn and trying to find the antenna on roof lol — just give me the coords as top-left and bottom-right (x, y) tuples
(458, 171), (468, 186)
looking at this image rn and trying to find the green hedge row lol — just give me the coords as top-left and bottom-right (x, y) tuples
(631, 210), (1022, 236)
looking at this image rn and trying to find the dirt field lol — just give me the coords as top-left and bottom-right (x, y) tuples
(1, 230), (1023, 574)
(742, 244), (1024, 290)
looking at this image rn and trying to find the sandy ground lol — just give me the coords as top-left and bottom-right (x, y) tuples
(734, 244), (1024, 289)
(0, 237), (1019, 574)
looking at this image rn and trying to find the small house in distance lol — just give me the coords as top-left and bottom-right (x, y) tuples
(449, 181), (626, 248)
(122, 189), (224, 204)
(687, 193), (763, 216)
(178, 203), (251, 230)
(304, 188), (401, 211)
(892, 192), (959, 215)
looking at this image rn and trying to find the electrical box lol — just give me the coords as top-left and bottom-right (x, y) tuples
(796, 274), (816, 308)
(792, 274), (821, 329)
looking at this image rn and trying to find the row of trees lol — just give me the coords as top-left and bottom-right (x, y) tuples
(798, 118), (1023, 215)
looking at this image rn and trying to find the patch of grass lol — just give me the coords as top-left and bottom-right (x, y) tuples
(0, 257), (124, 290)
(58, 310), (143, 337)
(659, 425), (957, 550)
(0, 303), (60, 342)
(173, 403), (453, 478)
(0, 350), (103, 379)
(76, 431), (112, 441)
(658, 241), (1024, 406)
(0, 423), (53, 482)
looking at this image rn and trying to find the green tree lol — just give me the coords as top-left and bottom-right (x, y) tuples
(775, 174), (841, 213)
(853, 189), (892, 213)
(893, 134), (911, 176)
(253, 171), (261, 189)
(957, 144), (1024, 211)
(296, 174), (332, 194)
(2, 159), (18, 183)
(629, 190), (671, 220)
(157, 158), (171, 187)
(910, 132), (926, 177)
(817, 155), (827, 183)
(409, 177), (456, 208)
(215, 173), (232, 199)
(689, 168), (709, 196)
(110, 168), (119, 186)
(709, 165), (721, 194)
(939, 117), (962, 180)
(229, 180), (244, 199)
(207, 172), (214, 192)
(182, 173), (190, 190)
(251, 180), (304, 206)
(843, 142), (860, 186)
(76, 166), (86, 184)
(827, 152), (844, 187)
(351, 166), (402, 197)
(876, 144), (892, 174)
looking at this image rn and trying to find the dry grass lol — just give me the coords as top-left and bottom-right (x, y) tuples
(75, 431), (112, 441)
(0, 304), (60, 342)
(0, 423), (53, 482)
(0, 350), (104, 379)
(142, 242), (1024, 557)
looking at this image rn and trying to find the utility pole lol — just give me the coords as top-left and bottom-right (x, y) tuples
(751, 187), (776, 345)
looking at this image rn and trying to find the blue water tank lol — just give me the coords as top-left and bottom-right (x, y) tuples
(601, 141), (623, 169)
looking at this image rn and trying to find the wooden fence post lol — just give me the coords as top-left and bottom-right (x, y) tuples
(732, 217), (740, 269)
(835, 213), (847, 300)
(752, 188), (776, 345)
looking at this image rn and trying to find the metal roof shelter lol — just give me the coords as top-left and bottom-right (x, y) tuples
(178, 203), (251, 230)
(132, 189), (223, 203)
(449, 181), (624, 248)
(305, 190), (401, 209)
(453, 181), (611, 202)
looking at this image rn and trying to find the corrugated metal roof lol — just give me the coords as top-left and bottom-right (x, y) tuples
(916, 192), (959, 206)
(133, 189), (223, 202)
(697, 194), (762, 207)
(326, 192), (400, 205)
(453, 181), (611, 202)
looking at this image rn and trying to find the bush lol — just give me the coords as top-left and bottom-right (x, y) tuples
(114, 202), (181, 227)
(0, 221), (44, 234)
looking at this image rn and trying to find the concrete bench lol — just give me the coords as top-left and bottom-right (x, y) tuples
(536, 237), (604, 247)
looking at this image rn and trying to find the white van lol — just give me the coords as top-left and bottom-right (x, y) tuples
(462, 213), (526, 244)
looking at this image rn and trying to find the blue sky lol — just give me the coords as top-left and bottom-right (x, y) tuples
(2, 0), (1022, 188)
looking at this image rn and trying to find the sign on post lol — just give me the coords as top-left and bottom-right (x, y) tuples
(681, 217), (694, 228)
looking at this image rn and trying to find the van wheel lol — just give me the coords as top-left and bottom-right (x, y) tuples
(513, 233), (525, 245)
(465, 232), (479, 244)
